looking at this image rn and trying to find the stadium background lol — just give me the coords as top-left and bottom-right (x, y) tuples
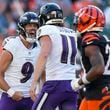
(0, 0), (110, 45)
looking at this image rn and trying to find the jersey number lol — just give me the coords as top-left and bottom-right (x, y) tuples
(20, 62), (34, 83)
(61, 34), (77, 65)
(105, 42), (110, 70)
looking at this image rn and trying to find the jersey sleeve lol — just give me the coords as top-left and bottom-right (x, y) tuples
(81, 32), (102, 47)
(37, 25), (52, 40)
(3, 37), (16, 55)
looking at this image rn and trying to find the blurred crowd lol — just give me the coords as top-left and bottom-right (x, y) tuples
(0, 0), (110, 47)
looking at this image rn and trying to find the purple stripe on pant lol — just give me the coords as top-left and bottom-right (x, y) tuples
(32, 80), (78, 110)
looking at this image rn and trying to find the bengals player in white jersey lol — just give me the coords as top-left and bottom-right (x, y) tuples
(0, 12), (41, 110)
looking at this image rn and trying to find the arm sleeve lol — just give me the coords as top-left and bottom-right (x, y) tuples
(37, 25), (52, 40)
(3, 38), (16, 55)
(81, 32), (102, 48)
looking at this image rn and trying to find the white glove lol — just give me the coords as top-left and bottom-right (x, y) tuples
(71, 79), (84, 91)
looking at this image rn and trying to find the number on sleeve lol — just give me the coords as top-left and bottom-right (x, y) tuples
(20, 62), (34, 83)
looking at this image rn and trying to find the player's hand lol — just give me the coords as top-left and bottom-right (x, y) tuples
(71, 78), (84, 91)
(11, 91), (23, 101)
(29, 84), (37, 101)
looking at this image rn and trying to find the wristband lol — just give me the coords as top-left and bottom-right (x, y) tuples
(82, 75), (90, 84)
(7, 88), (15, 97)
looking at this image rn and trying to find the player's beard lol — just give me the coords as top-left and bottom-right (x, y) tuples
(25, 32), (36, 43)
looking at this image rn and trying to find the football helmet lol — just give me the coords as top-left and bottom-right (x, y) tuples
(18, 12), (39, 43)
(39, 3), (63, 26)
(73, 5), (105, 34)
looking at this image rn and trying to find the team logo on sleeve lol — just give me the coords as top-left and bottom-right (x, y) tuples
(86, 41), (93, 45)
(2, 38), (10, 47)
(37, 29), (41, 37)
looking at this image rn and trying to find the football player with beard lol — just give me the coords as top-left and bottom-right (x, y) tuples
(0, 12), (41, 110)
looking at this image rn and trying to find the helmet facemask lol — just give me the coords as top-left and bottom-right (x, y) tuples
(24, 23), (38, 43)
(18, 12), (39, 43)
(25, 33), (36, 43)
(18, 23), (38, 43)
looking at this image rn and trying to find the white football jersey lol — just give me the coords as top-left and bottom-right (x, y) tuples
(3, 36), (40, 97)
(37, 25), (77, 81)
(103, 35), (110, 75)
